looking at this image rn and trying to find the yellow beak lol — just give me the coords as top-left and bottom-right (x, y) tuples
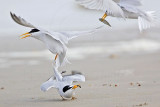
(72, 84), (81, 89)
(20, 32), (31, 39)
(102, 13), (107, 21)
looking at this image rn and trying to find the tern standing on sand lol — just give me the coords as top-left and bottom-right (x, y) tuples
(10, 12), (101, 67)
(76, 0), (158, 32)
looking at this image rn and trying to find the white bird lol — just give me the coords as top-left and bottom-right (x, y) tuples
(40, 64), (85, 100)
(10, 12), (102, 67)
(76, 0), (158, 32)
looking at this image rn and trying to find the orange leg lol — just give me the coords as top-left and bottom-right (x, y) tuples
(71, 97), (77, 100)
(54, 54), (58, 61)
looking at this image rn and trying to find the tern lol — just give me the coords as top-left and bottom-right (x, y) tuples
(40, 64), (85, 100)
(76, 0), (158, 32)
(10, 12), (102, 67)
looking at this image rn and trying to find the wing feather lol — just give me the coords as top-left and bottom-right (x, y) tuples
(52, 26), (103, 44)
(62, 74), (85, 84)
(40, 77), (58, 92)
(119, 0), (142, 7)
(76, 0), (124, 18)
(10, 12), (36, 28)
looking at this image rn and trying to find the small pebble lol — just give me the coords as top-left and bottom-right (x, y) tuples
(102, 84), (107, 86)
(130, 82), (134, 86)
(1, 87), (4, 90)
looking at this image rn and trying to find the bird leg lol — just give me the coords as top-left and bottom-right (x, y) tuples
(102, 13), (107, 21)
(54, 54), (58, 61)
(71, 97), (77, 100)
(60, 96), (66, 101)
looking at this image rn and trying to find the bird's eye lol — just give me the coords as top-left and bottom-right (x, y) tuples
(29, 29), (40, 33)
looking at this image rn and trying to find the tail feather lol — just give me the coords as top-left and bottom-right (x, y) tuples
(138, 11), (158, 32)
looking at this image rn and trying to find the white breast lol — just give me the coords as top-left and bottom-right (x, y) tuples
(57, 83), (74, 99)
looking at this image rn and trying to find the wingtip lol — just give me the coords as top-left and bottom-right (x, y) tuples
(10, 11), (15, 19)
(10, 11), (13, 16)
(40, 86), (47, 92)
(10, 11), (14, 16)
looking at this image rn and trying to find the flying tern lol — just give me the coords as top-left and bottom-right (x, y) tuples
(76, 0), (158, 32)
(10, 12), (102, 67)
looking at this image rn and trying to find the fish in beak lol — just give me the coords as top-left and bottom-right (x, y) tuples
(99, 12), (111, 27)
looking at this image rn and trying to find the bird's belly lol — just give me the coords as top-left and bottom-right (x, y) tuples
(60, 90), (74, 99)
(45, 39), (64, 54)
(63, 94), (73, 99)
(48, 44), (63, 54)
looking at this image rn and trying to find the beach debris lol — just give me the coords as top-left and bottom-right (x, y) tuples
(102, 84), (107, 86)
(130, 82), (134, 86)
(102, 84), (118, 87)
(115, 84), (118, 87)
(143, 103), (148, 106)
(129, 82), (142, 87)
(0, 87), (4, 90)
(137, 83), (141, 87)
(133, 102), (148, 107)
(109, 54), (118, 59)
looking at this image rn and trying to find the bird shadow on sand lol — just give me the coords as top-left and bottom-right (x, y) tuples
(27, 98), (72, 103)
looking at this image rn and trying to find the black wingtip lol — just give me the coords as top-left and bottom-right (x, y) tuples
(10, 12), (13, 19)
(10, 11), (14, 18)
(10, 11), (12, 16)
(10, 11), (13, 15)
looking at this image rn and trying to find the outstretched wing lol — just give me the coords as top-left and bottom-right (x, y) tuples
(75, 0), (124, 18)
(40, 77), (58, 92)
(118, 0), (142, 14)
(119, 0), (142, 7)
(62, 74), (85, 84)
(10, 12), (36, 28)
(51, 26), (103, 44)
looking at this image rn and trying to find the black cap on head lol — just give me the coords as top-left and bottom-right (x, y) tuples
(29, 29), (40, 33)
(63, 85), (72, 93)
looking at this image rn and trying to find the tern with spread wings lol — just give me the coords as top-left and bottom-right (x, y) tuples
(10, 12), (101, 67)
(76, 0), (158, 32)
(40, 63), (85, 100)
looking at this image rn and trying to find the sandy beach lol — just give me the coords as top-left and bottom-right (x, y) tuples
(0, 27), (160, 107)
